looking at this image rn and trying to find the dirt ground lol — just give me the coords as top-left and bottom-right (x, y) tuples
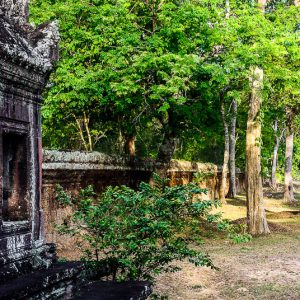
(153, 185), (300, 300)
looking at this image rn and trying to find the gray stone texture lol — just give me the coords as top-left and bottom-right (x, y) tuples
(0, 0), (61, 295)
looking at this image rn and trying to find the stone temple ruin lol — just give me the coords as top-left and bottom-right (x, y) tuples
(0, 0), (74, 297)
(0, 1), (151, 299)
(0, 0), (58, 271)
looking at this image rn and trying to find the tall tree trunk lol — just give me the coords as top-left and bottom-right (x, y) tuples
(271, 120), (285, 190)
(83, 112), (93, 151)
(224, 0), (236, 199)
(284, 110), (295, 202)
(220, 96), (229, 203)
(271, 144), (279, 189)
(246, 66), (270, 235)
(124, 135), (136, 158)
(228, 99), (237, 198)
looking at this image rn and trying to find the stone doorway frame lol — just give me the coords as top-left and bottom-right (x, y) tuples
(0, 119), (31, 236)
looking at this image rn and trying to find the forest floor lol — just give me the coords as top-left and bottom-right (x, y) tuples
(153, 183), (300, 300)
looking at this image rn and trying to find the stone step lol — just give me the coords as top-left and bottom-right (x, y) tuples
(74, 281), (152, 300)
(0, 262), (85, 300)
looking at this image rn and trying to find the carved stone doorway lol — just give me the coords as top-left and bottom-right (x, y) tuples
(3, 131), (29, 222)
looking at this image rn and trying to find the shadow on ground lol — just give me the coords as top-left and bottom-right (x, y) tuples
(225, 197), (246, 207)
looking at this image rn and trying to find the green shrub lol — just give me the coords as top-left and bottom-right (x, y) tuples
(55, 175), (220, 281)
(217, 219), (253, 244)
(229, 232), (253, 244)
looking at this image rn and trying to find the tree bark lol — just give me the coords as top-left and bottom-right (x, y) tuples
(228, 99), (237, 198)
(74, 115), (89, 151)
(284, 111), (295, 202)
(83, 112), (93, 151)
(271, 120), (285, 190)
(220, 96), (229, 203)
(246, 66), (270, 235)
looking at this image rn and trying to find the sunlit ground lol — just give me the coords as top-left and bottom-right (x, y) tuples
(153, 185), (300, 300)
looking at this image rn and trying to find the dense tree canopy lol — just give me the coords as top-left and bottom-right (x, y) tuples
(30, 0), (300, 181)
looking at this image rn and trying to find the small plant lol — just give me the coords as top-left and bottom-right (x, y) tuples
(228, 232), (253, 244)
(55, 174), (220, 281)
(217, 220), (253, 244)
(193, 171), (215, 184)
(55, 184), (72, 206)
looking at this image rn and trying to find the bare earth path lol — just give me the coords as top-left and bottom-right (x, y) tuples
(153, 189), (300, 299)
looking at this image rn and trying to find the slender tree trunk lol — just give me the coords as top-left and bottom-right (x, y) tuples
(246, 66), (270, 235)
(74, 115), (88, 151)
(287, 0), (300, 197)
(271, 146), (281, 190)
(271, 120), (285, 190)
(83, 112), (93, 151)
(224, 0), (236, 199)
(228, 99), (237, 198)
(220, 97), (229, 203)
(284, 111), (295, 202)
(124, 135), (136, 158)
(271, 120), (279, 189)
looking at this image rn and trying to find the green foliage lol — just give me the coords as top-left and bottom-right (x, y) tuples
(193, 171), (215, 184)
(229, 232), (253, 244)
(218, 219), (253, 244)
(293, 135), (300, 180)
(55, 184), (72, 206)
(30, 0), (300, 180)
(55, 175), (220, 281)
(30, 0), (222, 155)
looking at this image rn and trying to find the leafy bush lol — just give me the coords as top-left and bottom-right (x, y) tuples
(218, 220), (253, 244)
(229, 233), (252, 244)
(55, 175), (220, 281)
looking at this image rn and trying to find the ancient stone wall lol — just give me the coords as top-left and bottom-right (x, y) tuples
(0, 0), (59, 283)
(42, 150), (245, 259)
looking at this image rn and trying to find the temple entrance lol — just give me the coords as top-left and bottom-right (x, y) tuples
(2, 132), (29, 221)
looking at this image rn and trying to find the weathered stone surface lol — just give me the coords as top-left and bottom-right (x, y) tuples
(41, 150), (245, 259)
(0, 0), (59, 73)
(0, 0), (29, 25)
(0, 262), (85, 300)
(74, 281), (153, 300)
(0, 0), (59, 294)
(43, 150), (131, 171)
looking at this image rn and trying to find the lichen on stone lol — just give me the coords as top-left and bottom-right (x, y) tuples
(0, 0), (59, 73)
